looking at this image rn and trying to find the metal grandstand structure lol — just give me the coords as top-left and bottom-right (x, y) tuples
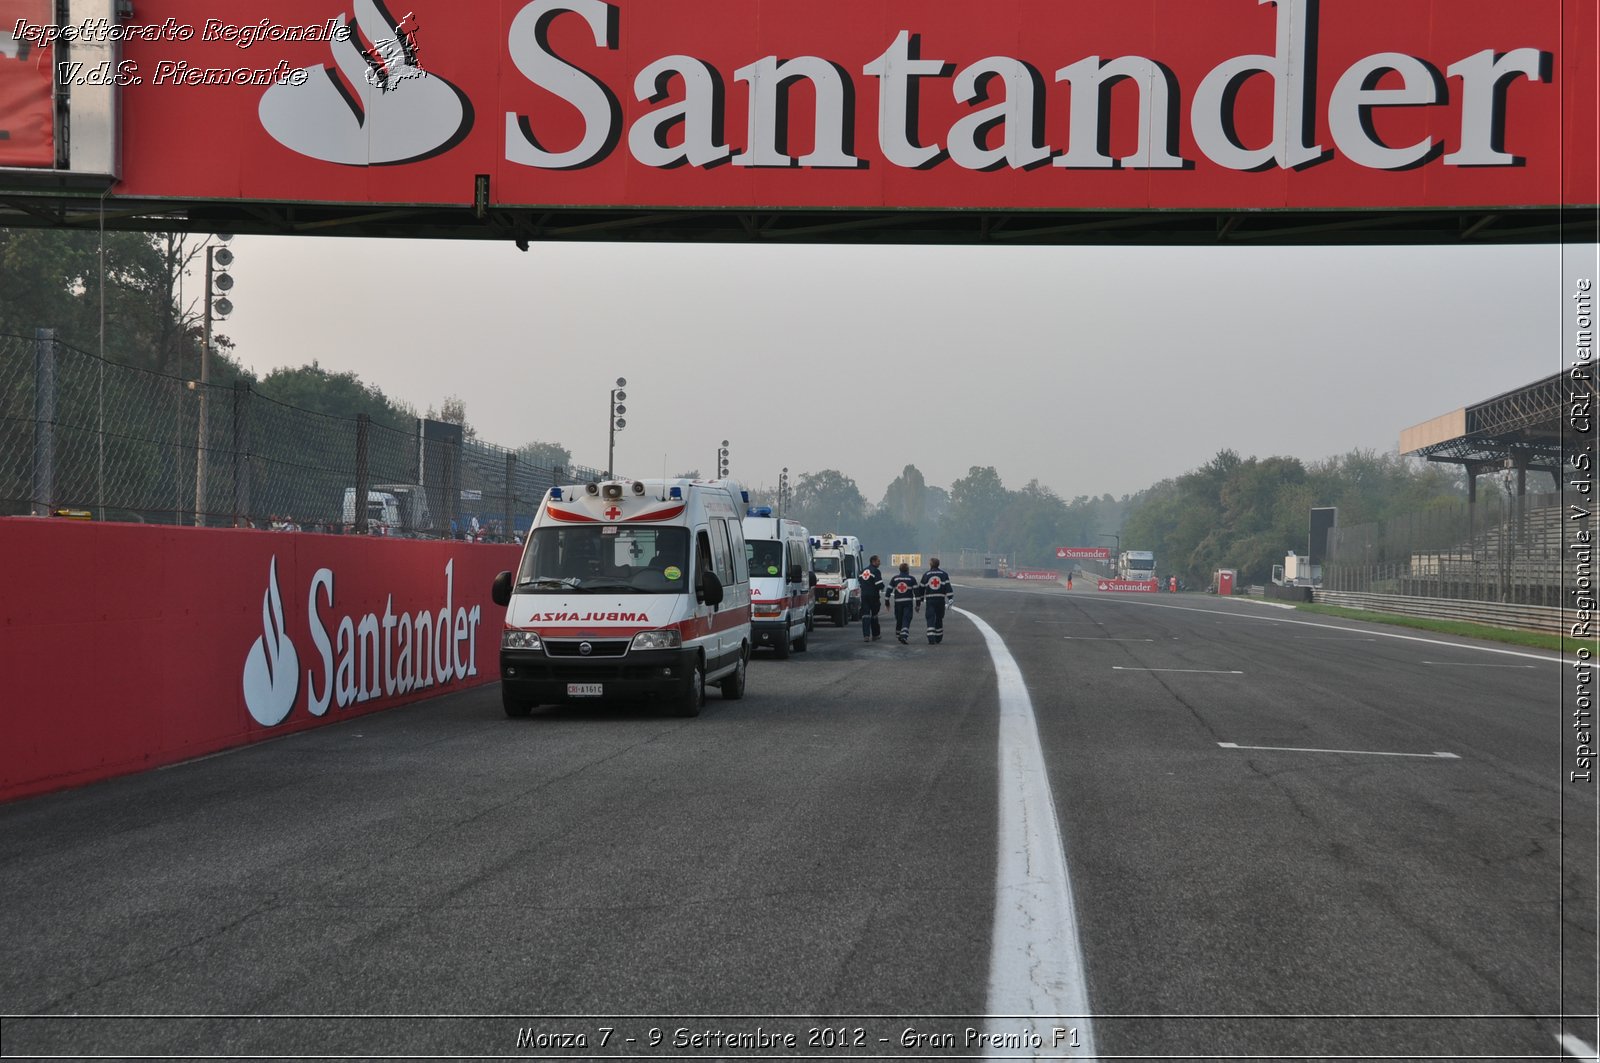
(1321, 370), (1593, 610)
(1399, 371), (1577, 499)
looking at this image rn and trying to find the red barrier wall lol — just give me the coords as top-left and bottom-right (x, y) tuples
(0, 518), (520, 802)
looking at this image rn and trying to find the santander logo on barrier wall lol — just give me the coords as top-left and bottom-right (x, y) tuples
(241, 555), (484, 728)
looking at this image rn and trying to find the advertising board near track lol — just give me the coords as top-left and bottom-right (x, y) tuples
(0, 518), (515, 802)
(1098, 578), (1161, 594)
(13, 0), (1590, 210)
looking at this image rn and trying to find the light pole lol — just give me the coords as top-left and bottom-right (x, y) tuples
(194, 235), (234, 525)
(778, 466), (789, 517)
(607, 377), (626, 478)
(1100, 533), (1119, 574)
(716, 440), (729, 480)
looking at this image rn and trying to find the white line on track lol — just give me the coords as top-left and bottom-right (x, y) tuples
(1064, 636), (1154, 641)
(1293, 636), (1377, 641)
(1219, 741), (1460, 760)
(956, 606), (1097, 1060)
(1113, 666), (1243, 674)
(1048, 594), (1565, 664)
(1420, 661), (1537, 668)
(1558, 1033), (1599, 1059)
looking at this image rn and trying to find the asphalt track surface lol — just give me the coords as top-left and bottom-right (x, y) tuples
(1, 581), (1594, 1061)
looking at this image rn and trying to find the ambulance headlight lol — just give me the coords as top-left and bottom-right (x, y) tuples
(502, 630), (543, 650)
(630, 629), (683, 651)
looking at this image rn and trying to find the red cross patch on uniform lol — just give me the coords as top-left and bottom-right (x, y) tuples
(929, 577), (942, 590)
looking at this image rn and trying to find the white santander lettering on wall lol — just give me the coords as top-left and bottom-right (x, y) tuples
(302, 559), (482, 719)
(503, 0), (1549, 173)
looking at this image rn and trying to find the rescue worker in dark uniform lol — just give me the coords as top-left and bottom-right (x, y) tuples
(859, 554), (885, 642)
(888, 562), (920, 644)
(920, 557), (954, 643)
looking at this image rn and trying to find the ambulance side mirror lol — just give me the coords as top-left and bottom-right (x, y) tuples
(698, 570), (724, 608)
(808, 571), (818, 587)
(491, 570), (513, 607)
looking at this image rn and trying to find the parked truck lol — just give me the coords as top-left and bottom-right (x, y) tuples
(1116, 550), (1157, 583)
(1272, 552), (1321, 588)
(341, 483), (433, 535)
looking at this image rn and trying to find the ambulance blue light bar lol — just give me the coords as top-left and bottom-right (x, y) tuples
(670, 486), (683, 500)
(748, 506), (773, 517)
(549, 487), (563, 500)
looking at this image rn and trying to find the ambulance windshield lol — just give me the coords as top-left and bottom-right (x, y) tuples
(812, 556), (841, 574)
(747, 540), (785, 578)
(518, 526), (690, 592)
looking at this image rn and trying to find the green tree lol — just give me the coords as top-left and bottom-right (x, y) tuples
(942, 465), (1009, 551)
(256, 362), (417, 432)
(880, 464), (928, 528)
(517, 440), (573, 472)
(792, 468), (866, 533)
(426, 394), (476, 441)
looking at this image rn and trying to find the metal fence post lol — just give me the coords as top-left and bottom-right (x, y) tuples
(444, 435), (459, 535)
(232, 381), (252, 525)
(505, 451), (516, 541)
(354, 414), (370, 535)
(31, 328), (55, 516)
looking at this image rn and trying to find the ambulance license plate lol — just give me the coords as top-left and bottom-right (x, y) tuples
(567, 683), (603, 697)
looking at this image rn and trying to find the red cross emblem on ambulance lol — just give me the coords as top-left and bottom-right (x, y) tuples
(604, 506), (622, 520)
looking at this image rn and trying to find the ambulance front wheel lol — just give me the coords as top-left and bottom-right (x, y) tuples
(719, 650), (747, 700)
(673, 658), (705, 717)
(502, 688), (535, 718)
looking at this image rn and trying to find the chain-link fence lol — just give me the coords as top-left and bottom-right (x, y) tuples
(0, 331), (602, 539)
(1324, 490), (1580, 607)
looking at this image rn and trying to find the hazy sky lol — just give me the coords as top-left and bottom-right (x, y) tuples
(218, 236), (1595, 503)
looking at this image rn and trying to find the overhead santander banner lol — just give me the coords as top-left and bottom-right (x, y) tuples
(0, 0), (57, 166)
(81, 0), (1598, 208)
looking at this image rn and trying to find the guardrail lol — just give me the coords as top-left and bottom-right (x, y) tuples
(1311, 590), (1567, 636)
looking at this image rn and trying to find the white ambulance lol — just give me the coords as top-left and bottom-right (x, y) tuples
(742, 508), (814, 658)
(490, 477), (752, 717)
(809, 533), (865, 626)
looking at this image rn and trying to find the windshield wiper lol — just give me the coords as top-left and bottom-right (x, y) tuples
(516, 576), (639, 593)
(578, 577), (635, 590)
(518, 577), (578, 590)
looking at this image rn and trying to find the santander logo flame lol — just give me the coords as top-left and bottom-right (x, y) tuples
(242, 556), (301, 726)
(240, 555), (483, 729)
(258, 0), (473, 166)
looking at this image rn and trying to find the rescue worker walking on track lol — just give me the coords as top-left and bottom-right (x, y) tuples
(888, 561), (920, 644)
(920, 558), (954, 643)
(859, 554), (885, 642)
